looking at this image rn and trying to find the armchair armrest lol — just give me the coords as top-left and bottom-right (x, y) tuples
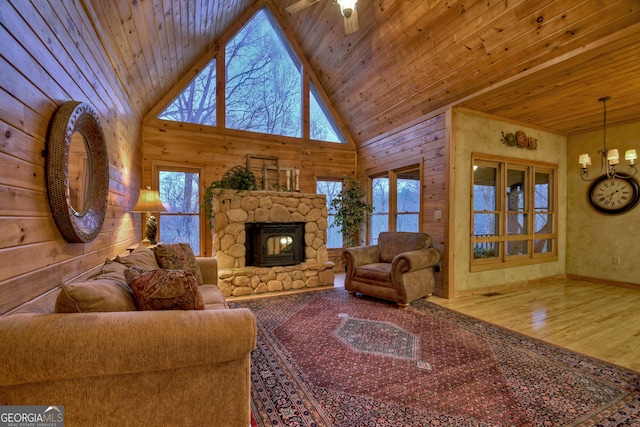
(392, 248), (440, 273)
(343, 245), (380, 271)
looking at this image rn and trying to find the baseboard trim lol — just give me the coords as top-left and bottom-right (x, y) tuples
(453, 274), (566, 299)
(565, 274), (640, 291)
(453, 274), (640, 299)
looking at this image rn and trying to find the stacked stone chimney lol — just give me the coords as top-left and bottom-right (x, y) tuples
(211, 189), (335, 297)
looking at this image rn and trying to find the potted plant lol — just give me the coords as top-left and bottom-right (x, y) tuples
(330, 174), (374, 247)
(202, 167), (257, 228)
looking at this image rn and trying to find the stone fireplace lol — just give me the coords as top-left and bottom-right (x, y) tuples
(211, 189), (335, 297)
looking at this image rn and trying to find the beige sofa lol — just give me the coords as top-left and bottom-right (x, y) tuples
(343, 231), (440, 307)
(0, 244), (257, 427)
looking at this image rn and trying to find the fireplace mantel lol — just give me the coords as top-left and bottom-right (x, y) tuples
(211, 189), (335, 297)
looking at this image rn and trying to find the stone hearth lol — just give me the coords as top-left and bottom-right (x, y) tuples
(211, 189), (335, 297)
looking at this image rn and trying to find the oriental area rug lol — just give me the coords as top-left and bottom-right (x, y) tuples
(230, 289), (640, 426)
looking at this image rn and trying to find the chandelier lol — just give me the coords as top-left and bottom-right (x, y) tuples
(579, 97), (637, 181)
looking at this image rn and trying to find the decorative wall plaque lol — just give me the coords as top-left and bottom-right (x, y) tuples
(501, 130), (538, 150)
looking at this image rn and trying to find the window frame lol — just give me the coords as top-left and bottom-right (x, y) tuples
(368, 164), (423, 244)
(315, 177), (344, 249)
(154, 163), (205, 256)
(368, 174), (390, 244)
(470, 153), (558, 272)
(394, 166), (422, 232)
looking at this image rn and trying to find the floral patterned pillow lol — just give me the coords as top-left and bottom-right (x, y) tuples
(125, 268), (205, 311)
(153, 243), (204, 285)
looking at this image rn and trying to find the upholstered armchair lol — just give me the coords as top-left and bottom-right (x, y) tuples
(342, 232), (440, 307)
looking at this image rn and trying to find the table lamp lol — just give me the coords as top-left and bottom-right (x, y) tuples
(131, 186), (167, 246)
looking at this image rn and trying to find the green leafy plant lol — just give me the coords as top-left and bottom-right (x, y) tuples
(330, 175), (374, 247)
(202, 168), (257, 228)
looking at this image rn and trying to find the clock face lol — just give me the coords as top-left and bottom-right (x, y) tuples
(589, 175), (640, 214)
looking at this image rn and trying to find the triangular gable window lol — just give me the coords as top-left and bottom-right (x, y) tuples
(310, 82), (343, 143)
(159, 58), (217, 126)
(158, 7), (345, 144)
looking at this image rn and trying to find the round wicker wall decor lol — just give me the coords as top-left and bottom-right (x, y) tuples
(46, 101), (109, 243)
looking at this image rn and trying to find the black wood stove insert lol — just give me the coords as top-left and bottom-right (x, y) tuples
(245, 222), (305, 267)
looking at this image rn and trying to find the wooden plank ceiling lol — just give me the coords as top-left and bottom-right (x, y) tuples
(85, 0), (640, 145)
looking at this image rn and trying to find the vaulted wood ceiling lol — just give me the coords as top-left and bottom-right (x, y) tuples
(85, 0), (640, 146)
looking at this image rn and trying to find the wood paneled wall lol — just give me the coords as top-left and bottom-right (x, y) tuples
(357, 111), (449, 297)
(0, 1), (142, 315)
(142, 119), (357, 256)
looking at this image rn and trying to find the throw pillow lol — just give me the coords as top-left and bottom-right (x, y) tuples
(153, 243), (203, 285)
(125, 268), (205, 311)
(93, 258), (129, 288)
(115, 244), (160, 271)
(55, 279), (138, 313)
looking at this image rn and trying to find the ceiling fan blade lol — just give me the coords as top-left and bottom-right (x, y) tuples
(285, 0), (321, 14)
(343, 6), (359, 34)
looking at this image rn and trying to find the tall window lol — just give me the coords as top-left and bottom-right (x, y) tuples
(369, 176), (389, 244)
(534, 171), (554, 254)
(316, 179), (343, 248)
(471, 154), (557, 271)
(369, 165), (421, 244)
(396, 169), (421, 231)
(158, 168), (202, 255)
(158, 7), (344, 144)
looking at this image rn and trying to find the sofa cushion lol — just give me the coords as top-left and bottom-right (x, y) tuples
(378, 232), (429, 263)
(93, 259), (129, 286)
(125, 268), (205, 311)
(200, 285), (229, 310)
(115, 244), (160, 270)
(55, 280), (137, 313)
(153, 243), (204, 285)
(354, 263), (393, 284)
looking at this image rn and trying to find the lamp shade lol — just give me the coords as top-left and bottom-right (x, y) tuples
(131, 187), (167, 213)
(578, 153), (591, 167)
(625, 149), (637, 164)
(607, 149), (620, 165)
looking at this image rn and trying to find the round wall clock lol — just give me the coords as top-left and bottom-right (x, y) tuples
(588, 173), (640, 214)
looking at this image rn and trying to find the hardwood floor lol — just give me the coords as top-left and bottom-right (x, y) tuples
(427, 278), (640, 372)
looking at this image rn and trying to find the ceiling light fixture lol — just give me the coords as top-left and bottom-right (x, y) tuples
(336, 0), (357, 18)
(579, 97), (637, 181)
(286, 0), (359, 35)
